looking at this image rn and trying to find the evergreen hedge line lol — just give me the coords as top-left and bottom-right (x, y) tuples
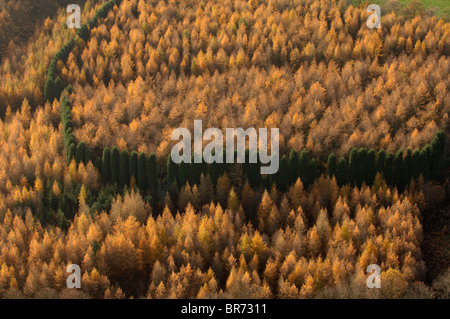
(326, 130), (446, 191)
(94, 129), (445, 194)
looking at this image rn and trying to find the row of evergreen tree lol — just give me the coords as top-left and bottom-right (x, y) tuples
(100, 147), (157, 192)
(327, 131), (446, 190)
(95, 129), (445, 195)
(61, 88), (95, 166)
(92, 146), (319, 196)
(44, 38), (74, 102)
(60, 89), (75, 164)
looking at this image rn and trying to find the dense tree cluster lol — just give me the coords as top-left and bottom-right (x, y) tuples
(0, 174), (448, 299)
(58, 0), (450, 159)
(0, 0), (448, 299)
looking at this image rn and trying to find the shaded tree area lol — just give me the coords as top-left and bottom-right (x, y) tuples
(0, 0), (89, 60)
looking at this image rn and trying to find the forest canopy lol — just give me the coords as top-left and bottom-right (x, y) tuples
(0, 0), (448, 300)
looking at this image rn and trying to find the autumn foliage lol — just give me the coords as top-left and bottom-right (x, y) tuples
(0, 0), (449, 299)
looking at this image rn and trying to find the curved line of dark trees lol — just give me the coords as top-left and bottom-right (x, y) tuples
(48, 0), (446, 201)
